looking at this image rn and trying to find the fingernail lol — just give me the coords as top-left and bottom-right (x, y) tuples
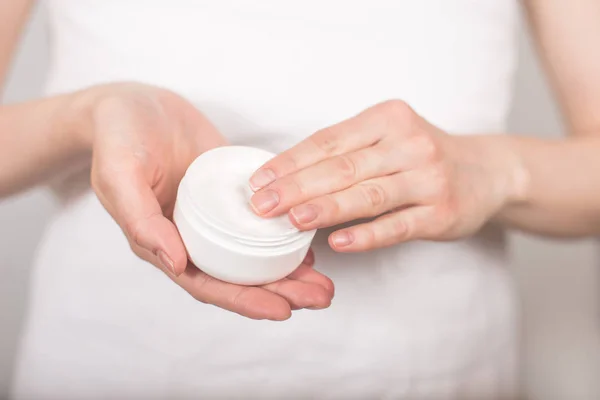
(157, 250), (176, 274)
(250, 190), (279, 214)
(290, 204), (318, 224)
(249, 169), (276, 191)
(332, 232), (353, 248)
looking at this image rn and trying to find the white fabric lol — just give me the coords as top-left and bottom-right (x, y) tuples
(12, 1), (520, 398)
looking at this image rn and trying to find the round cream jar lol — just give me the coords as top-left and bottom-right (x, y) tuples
(173, 146), (316, 286)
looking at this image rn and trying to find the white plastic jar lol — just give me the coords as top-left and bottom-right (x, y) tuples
(173, 146), (316, 285)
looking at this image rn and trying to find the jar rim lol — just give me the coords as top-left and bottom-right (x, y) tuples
(181, 186), (314, 247)
(176, 190), (316, 254)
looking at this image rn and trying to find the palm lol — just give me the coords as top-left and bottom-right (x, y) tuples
(89, 83), (334, 320)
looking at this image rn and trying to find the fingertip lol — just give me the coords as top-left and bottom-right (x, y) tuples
(156, 248), (186, 277)
(261, 301), (292, 322)
(303, 286), (334, 311)
(167, 235), (189, 276)
(243, 289), (292, 321)
(153, 250), (171, 274)
(291, 282), (333, 310)
(287, 211), (303, 229)
(249, 168), (277, 192)
(273, 308), (293, 321)
(273, 299), (293, 321)
(286, 262), (335, 299)
(130, 213), (189, 274)
(163, 220), (189, 276)
(328, 231), (356, 252)
(312, 286), (333, 309)
(288, 211), (320, 232)
(171, 251), (189, 276)
(320, 276), (335, 299)
(303, 248), (315, 266)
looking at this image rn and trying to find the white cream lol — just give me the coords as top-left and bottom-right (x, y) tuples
(174, 146), (316, 285)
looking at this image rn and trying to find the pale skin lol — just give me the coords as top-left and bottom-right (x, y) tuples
(1, 0), (599, 321)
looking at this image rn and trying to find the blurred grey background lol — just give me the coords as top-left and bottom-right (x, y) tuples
(1, 4), (599, 400)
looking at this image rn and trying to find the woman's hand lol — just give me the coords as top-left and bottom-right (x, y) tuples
(249, 100), (527, 252)
(77, 82), (333, 320)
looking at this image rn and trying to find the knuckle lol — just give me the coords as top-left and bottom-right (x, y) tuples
(93, 94), (131, 118)
(129, 245), (147, 262)
(92, 94), (150, 128)
(391, 218), (410, 241)
(415, 134), (443, 164)
(359, 182), (387, 209)
(429, 166), (451, 199)
(310, 129), (340, 156)
(282, 155), (299, 174)
(125, 219), (145, 249)
(382, 99), (416, 126)
(125, 212), (161, 250)
(323, 194), (342, 219)
(270, 176), (303, 204)
(231, 287), (251, 308)
(288, 177), (307, 199)
(268, 155), (296, 178)
(382, 98), (410, 113)
(94, 90), (154, 116)
(362, 226), (377, 248)
(335, 154), (359, 182)
(190, 275), (213, 304)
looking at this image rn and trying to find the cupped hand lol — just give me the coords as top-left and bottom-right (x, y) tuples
(248, 100), (526, 252)
(76, 82), (333, 320)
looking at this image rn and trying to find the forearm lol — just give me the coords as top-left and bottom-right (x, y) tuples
(0, 92), (89, 197)
(507, 0), (600, 237)
(493, 133), (600, 237)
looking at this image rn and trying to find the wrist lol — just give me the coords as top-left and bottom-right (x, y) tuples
(63, 82), (175, 154)
(62, 87), (99, 154)
(494, 135), (531, 207)
(461, 134), (531, 210)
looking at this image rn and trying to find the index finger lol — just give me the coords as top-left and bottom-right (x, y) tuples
(248, 107), (384, 191)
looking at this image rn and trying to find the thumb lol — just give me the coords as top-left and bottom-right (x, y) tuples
(94, 169), (188, 276)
